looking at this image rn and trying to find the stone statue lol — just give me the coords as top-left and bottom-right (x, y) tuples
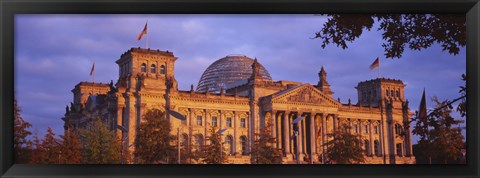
(251, 58), (261, 79)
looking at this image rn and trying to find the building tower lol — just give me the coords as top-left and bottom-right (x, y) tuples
(356, 78), (413, 163)
(356, 78), (406, 107)
(114, 47), (179, 152)
(115, 47), (178, 93)
(316, 66), (334, 97)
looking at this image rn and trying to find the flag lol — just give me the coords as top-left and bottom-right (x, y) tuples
(137, 22), (148, 41)
(418, 88), (427, 120)
(369, 57), (380, 70)
(89, 61), (95, 76)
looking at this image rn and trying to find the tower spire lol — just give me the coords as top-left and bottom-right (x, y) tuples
(317, 66), (334, 97)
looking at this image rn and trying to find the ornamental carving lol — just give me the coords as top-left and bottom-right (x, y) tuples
(287, 88), (322, 104)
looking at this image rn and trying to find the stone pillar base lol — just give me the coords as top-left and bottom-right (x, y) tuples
(311, 154), (319, 163)
(285, 153), (294, 160)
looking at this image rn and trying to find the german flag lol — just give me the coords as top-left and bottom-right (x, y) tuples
(137, 22), (148, 41)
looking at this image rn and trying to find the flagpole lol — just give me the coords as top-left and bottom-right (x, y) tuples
(146, 19), (148, 49)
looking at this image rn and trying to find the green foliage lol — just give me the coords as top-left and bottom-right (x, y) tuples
(13, 97), (32, 163)
(201, 128), (227, 164)
(59, 129), (83, 164)
(79, 117), (121, 164)
(250, 122), (283, 164)
(413, 97), (465, 164)
(314, 14), (465, 59)
(134, 109), (176, 164)
(323, 125), (365, 164)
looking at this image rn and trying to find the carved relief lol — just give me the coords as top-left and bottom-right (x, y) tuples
(287, 88), (322, 104)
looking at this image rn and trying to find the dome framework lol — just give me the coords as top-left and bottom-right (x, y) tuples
(196, 55), (272, 93)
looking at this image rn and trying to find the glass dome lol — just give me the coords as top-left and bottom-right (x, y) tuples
(196, 55), (272, 93)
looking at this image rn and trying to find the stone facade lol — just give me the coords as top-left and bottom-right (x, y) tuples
(62, 47), (416, 164)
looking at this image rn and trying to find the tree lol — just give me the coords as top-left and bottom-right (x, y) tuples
(79, 117), (121, 164)
(134, 109), (175, 164)
(176, 134), (197, 164)
(250, 122), (283, 164)
(457, 74), (466, 117)
(59, 129), (83, 164)
(40, 127), (61, 164)
(30, 129), (45, 164)
(314, 14), (465, 59)
(413, 97), (464, 164)
(13, 97), (32, 163)
(323, 125), (365, 164)
(201, 128), (227, 164)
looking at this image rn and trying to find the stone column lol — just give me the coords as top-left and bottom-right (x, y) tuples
(348, 118), (352, 134)
(219, 110), (223, 129)
(203, 110), (207, 146)
(276, 112), (282, 149)
(321, 113), (327, 164)
(283, 111), (291, 157)
(289, 112), (295, 155)
(332, 114), (337, 131)
(234, 111), (238, 154)
(271, 111), (277, 148)
(309, 113), (316, 162)
(369, 120), (374, 156)
(300, 113), (306, 156)
(116, 105), (124, 138)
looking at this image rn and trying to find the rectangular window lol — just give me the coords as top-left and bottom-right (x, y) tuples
(226, 117), (232, 127)
(212, 116), (217, 127)
(240, 118), (246, 128)
(374, 125), (379, 134)
(364, 125), (369, 133)
(354, 124), (359, 133)
(396, 143), (403, 156)
(196, 116), (202, 126)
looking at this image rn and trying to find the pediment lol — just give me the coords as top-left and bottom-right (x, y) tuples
(271, 84), (340, 106)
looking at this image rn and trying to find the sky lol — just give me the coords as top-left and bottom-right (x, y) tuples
(15, 14), (466, 143)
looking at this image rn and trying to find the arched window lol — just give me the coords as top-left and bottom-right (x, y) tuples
(374, 140), (380, 156)
(240, 136), (248, 155)
(396, 90), (400, 97)
(181, 134), (189, 149)
(150, 64), (156, 73)
(195, 134), (204, 151)
(160, 65), (166, 74)
(364, 140), (370, 156)
(386, 89), (389, 96)
(391, 90), (394, 97)
(141, 63), (147, 72)
(226, 135), (234, 155)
